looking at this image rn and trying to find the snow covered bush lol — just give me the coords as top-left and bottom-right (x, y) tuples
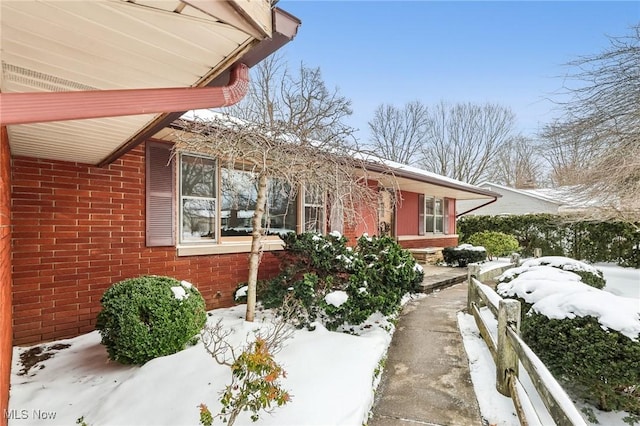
(260, 233), (423, 330)
(497, 270), (640, 414)
(467, 231), (519, 259)
(498, 256), (606, 289)
(96, 275), (206, 364)
(442, 244), (487, 267)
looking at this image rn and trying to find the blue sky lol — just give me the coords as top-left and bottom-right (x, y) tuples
(277, 1), (639, 141)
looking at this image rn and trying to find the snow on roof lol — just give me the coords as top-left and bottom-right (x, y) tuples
(179, 110), (497, 198)
(477, 181), (603, 208)
(359, 153), (496, 196)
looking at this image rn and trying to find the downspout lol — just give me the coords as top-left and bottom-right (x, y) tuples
(0, 63), (249, 126)
(456, 196), (499, 218)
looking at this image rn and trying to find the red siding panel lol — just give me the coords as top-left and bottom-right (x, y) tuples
(396, 191), (419, 236)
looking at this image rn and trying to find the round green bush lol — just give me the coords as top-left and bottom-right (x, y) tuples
(96, 275), (207, 364)
(467, 231), (520, 259)
(442, 244), (487, 267)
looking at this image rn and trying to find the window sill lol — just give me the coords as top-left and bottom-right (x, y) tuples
(177, 238), (285, 257)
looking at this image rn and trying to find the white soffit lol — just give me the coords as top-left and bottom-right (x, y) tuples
(1, 0), (269, 164)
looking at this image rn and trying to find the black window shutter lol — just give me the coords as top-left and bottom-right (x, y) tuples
(146, 141), (175, 247)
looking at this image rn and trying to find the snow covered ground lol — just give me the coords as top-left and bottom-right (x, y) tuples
(8, 264), (638, 426)
(8, 304), (396, 426)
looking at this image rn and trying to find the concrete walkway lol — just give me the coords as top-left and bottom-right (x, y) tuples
(369, 278), (483, 426)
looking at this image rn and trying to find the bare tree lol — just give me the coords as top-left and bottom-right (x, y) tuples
(489, 135), (545, 188)
(172, 57), (382, 322)
(367, 101), (428, 165)
(541, 24), (640, 221)
(419, 101), (517, 184)
(540, 121), (600, 187)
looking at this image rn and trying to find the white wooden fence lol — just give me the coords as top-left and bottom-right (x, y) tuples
(466, 264), (588, 426)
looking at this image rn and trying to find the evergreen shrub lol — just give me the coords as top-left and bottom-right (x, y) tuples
(96, 275), (206, 364)
(467, 231), (520, 259)
(458, 214), (640, 267)
(260, 233), (423, 330)
(442, 244), (487, 267)
(497, 259), (637, 414)
(522, 313), (640, 414)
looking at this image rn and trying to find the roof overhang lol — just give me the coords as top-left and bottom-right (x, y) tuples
(0, 1), (300, 165)
(362, 162), (501, 201)
(154, 112), (500, 202)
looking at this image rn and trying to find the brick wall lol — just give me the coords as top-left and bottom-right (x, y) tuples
(398, 236), (459, 249)
(1, 127), (12, 426)
(11, 144), (281, 345)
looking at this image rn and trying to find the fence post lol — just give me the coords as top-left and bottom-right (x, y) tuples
(496, 299), (521, 396)
(533, 248), (542, 258)
(467, 264), (481, 311)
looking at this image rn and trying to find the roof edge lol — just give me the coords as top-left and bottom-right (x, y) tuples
(97, 6), (301, 167)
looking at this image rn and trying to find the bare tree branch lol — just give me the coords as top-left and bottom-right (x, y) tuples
(419, 101), (517, 184)
(367, 101), (428, 165)
(489, 135), (545, 188)
(170, 57), (385, 321)
(540, 24), (640, 221)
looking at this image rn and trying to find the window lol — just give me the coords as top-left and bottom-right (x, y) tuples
(180, 154), (217, 243)
(146, 146), (328, 252)
(424, 196), (445, 233)
(303, 184), (325, 233)
(221, 167), (297, 237)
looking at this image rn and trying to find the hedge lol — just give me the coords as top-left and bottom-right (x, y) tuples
(458, 214), (640, 267)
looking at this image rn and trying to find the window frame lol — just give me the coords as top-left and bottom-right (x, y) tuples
(424, 196), (446, 234)
(178, 153), (219, 245)
(175, 152), (327, 255)
(301, 184), (326, 234)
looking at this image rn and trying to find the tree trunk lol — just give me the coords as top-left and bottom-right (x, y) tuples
(246, 172), (268, 322)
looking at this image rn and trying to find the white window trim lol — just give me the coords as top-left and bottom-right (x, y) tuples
(179, 153), (218, 245)
(424, 196), (445, 234)
(176, 153), (326, 256)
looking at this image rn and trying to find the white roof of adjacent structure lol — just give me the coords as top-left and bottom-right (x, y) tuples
(477, 181), (601, 209)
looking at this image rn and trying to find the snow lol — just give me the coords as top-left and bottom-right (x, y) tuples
(234, 285), (248, 300)
(9, 305), (394, 426)
(180, 280), (193, 289)
(456, 243), (486, 252)
(519, 256), (603, 276)
(329, 230), (342, 238)
(497, 265), (640, 340)
(324, 291), (349, 307)
(9, 264), (638, 426)
(460, 265), (640, 426)
(597, 263), (640, 299)
(170, 286), (188, 300)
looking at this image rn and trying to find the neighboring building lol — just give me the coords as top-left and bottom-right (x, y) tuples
(457, 182), (595, 216)
(0, 1), (300, 421)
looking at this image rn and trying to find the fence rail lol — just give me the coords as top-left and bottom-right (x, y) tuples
(466, 264), (587, 426)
